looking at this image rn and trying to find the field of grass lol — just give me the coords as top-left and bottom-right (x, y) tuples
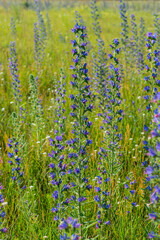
(0, 0), (159, 239)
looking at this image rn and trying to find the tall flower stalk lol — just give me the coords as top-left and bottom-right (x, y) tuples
(143, 33), (160, 129)
(7, 139), (25, 189)
(34, 0), (47, 41)
(46, 12), (52, 37)
(67, 22), (93, 238)
(48, 70), (68, 229)
(9, 42), (22, 110)
(10, 17), (16, 37)
(145, 93), (160, 239)
(90, 0), (107, 94)
(130, 14), (138, 69)
(0, 183), (7, 233)
(34, 0), (47, 65)
(8, 41), (24, 173)
(119, 0), (129, 68)
(29, 74), (44, 171)
(142, 34), (160, 238)
(154, 13), (160, 49)
(6, 41), (27, 234)
(138, 17), (146, 71)
(34, 22), (42, 64)
(94, 39), (123, 238)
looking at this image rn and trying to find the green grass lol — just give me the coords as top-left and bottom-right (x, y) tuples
(0, 1), (159, 239)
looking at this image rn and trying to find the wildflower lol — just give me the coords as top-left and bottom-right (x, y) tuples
(131, 202), (137, 207)
(49, 70), (68, 226)
(90, 0), (107, 95)
(67, 20), (92, 237)
(0, 183), (7, 233)
(94, 38), (123, 234)
(10, 17), (16, 36)
(9, 42), (21, 104)
(119, 0), (129, 66)
(59, 218), (80, 239)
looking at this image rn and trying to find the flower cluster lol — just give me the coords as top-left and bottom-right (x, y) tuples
(29, 74), (44, 123)
(138, 17), (146, 70)
(102, 38), (123, 167)
(130, 14), (138, 69)
(54, 70), (66, 133)
(10, 17), (16, 36)
(90, 0), (107, 94)
(46, 12), (52, 37)
(7, 138), (25, 188)
(34, 0), (47, 41)
(34, 22), (42, 63)
(142, 33), (160, 239)
(9, 41), (22, 105)
(49, 70), (67, 225)
(124, 176), (137, 212)
(119, 0), (129, 64)
(90, 0), (101, 37)
(154, 13), (160, 49)
(143, 33), (160, 124)
(94, 39), (123, 232)
(34, 0), (47, 64)
(59, 217), (80, 240)
(68, 22), (92, 236)
(142, 33), (159, 187)
(145, 96), (160, 239)
(0, 183), (7, 233)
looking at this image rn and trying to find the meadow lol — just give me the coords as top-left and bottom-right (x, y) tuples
(0, 0), (160, 239)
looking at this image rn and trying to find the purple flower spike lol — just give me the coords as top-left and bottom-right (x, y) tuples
(148, 147), (156, 157)
(145, 166), (154, 176)
(55, 135), (62, 141)
(148, 231), (156, 239)
(59, 221), (68, 230)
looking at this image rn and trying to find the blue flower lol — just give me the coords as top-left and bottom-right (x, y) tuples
(53, 191), (58, 200)
(131, 202), (137, 207)
(148, 147), (156, 157)
(148, 231), (156, 239)
(59, 221), (68, 230)
(149, 212), (157, 220)
(60, 234), (70, 240)
(145, 166), (154, 176)
(94, 195), (100, 202)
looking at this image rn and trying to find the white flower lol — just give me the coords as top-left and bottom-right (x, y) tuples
(2, 202), (7, 206)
